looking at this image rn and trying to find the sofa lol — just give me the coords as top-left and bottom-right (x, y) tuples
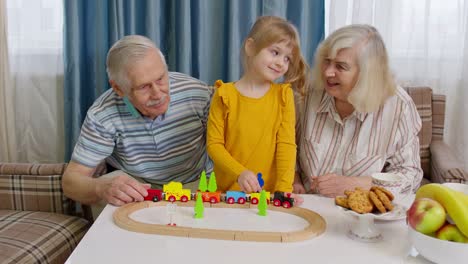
(0, 163), (90, 264)
(405, 86), (467, 184)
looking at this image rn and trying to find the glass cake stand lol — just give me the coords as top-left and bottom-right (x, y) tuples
(336, 204), (407, 242)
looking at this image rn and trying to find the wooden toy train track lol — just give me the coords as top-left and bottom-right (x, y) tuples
(114, 201), (326, 242)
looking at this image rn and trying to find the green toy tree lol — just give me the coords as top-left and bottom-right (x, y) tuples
(194, 192), (204, 219)
(198, 171), (208, 192)
(258, 190), (267, 216)
(207, 172), (218, 192)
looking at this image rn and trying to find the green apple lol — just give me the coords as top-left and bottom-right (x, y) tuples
(407, 198), (446, 234)
(436, 224), (468, 243)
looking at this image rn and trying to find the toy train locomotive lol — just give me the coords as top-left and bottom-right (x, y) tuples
(144, 181), (295, 208)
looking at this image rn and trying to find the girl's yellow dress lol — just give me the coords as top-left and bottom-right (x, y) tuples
(207, 80), (296, 192)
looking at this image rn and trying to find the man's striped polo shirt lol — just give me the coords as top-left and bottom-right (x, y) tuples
(71, 72), (213, 184)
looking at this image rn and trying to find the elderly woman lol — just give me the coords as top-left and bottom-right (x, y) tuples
(294, 24), (423, 197)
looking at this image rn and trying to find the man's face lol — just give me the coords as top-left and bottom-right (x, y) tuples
(116, 49), (170, 120)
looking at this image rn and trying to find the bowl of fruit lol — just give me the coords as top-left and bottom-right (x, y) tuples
(407, 183), (468, 264)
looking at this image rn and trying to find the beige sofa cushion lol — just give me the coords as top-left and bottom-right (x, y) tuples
(0, 210), (88, 264)
(0, 163), (89, 264)
(404, 87), (433, 177)
(0, 163), (75, 214)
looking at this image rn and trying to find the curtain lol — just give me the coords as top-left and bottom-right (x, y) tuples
(3, 0), (63, 163)
(326, 0), (468, 171)
(63, 0), (325, 159)
(0, 0), (16, 162)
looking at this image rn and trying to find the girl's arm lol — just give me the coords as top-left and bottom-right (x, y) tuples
(274, 85), (297, 192)
(206, 89), (246, 186)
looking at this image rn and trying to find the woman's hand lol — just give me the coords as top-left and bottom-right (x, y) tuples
(238, 170), (262, 193)
(311, 174), (372, 197)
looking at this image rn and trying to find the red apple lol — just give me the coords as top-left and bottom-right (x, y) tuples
(407, 198), (446, 234)
(436, 224), (468, 243)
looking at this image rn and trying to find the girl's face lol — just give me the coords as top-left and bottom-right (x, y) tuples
(250, 41), (292, 82)
(321, 47), (359, 102)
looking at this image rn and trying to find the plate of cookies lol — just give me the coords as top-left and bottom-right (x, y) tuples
(335, 186), (407, 221)
(334, 186), (407, 242)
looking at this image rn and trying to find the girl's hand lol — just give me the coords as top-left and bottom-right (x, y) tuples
(238, 170), (262, 193)
(290, 193), (304, 206)
(293, 180), (306, 194)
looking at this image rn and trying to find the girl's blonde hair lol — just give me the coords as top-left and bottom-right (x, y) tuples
(312, 24), (396, 113)
(241, 16), (309, 96)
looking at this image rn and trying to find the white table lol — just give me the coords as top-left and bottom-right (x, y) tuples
(66, 195), (431, 264)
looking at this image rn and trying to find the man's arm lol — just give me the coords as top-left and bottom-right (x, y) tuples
(62, 161), (101, 204)
(62, 161), (149, 206)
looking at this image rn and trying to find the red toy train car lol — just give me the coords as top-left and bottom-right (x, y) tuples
(144, 189), (164, 202)
(272, 192), (294, 208)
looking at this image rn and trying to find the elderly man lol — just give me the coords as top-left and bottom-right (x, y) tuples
(62, 35), (213, 212)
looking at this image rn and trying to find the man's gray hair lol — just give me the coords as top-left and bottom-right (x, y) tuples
(106, 35), (167, 91)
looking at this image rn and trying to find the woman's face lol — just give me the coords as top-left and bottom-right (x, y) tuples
(321, 47), (359, 102)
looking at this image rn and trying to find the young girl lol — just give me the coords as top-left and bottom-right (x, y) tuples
(207, 16), (308, 203)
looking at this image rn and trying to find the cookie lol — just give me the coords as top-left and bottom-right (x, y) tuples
(347, 188), (373, 214)
(374, 189), (394, 211)
(369, 191), (387, 213)
(335, 196), (349, 209)
(371, 186), (394, 201)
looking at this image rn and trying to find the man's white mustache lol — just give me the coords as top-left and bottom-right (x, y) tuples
(146, 96), (167, 107)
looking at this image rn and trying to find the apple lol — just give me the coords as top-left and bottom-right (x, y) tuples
(436, 224), (468, 243)
(407, 198), (446, 234)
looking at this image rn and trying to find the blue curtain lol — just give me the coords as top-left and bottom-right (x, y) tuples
(63, 0), (324, 159)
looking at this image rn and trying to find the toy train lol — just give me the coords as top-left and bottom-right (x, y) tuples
(143, 181), (295, 208)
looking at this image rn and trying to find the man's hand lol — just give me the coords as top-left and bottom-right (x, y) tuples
(238, 170), (262, 193)
(95, 175), (151, 206)
(311, 173), (372, 198)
